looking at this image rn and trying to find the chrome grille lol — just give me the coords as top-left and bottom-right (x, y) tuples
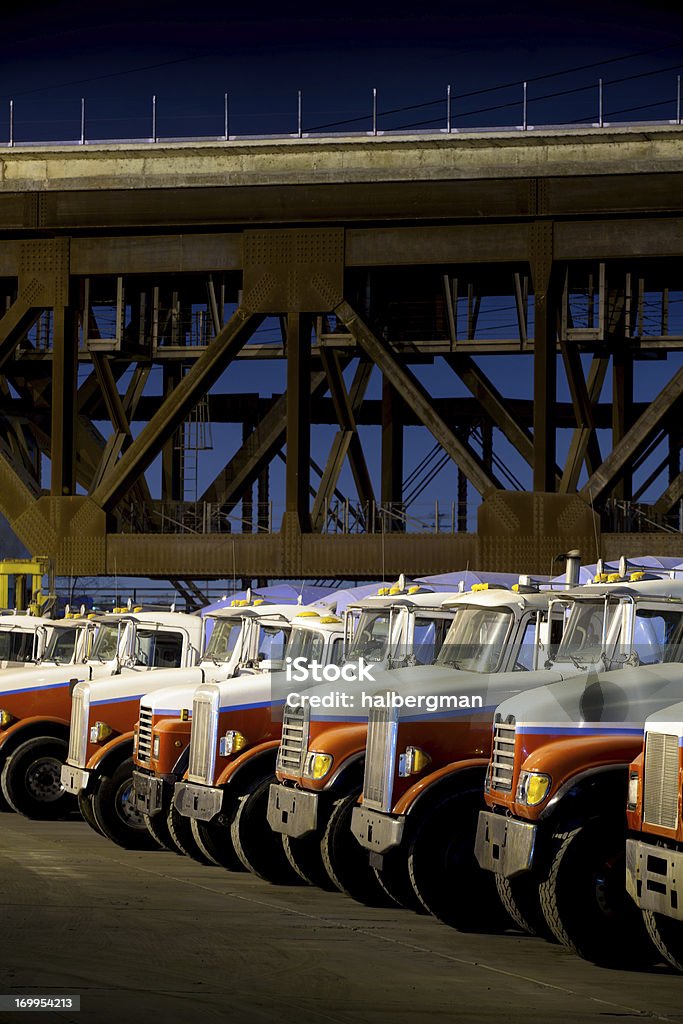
(187, 685), (220, 785)
(67, 684), (90, 767)
(362, 699), (399, 812)
(490, 718), (516, 793)
(137, 705), (153, 764)
(277, 704), (310, 775)
(643, 731), (680, 830)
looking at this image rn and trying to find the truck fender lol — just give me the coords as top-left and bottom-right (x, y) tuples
(0, 716), (70, 759)
(215, 740), (280, 790)
(325, 749), (365, 793)
(394, 759), (489, 818)
(86, 732), (135, 774)
(539, 762), (630, 830)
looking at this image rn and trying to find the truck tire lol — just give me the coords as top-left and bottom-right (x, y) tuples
(190, 816), (245, 870)
(78, 790), (106, 837)
(164, 806), (212, 865)
(231, 775), (304, 885)
(91, 757), (161, 850)
(495, 874), (554, 938)
(321, 790), (396, 907)
(0, 736), (74, 820)
(539, 823), (656, 967)
(143, 808), (179, 853)
(643, 911), (683, 972)
(283, 831), (337, 890)
(373, 844), (425, 913)
(408, 790), (510, 931)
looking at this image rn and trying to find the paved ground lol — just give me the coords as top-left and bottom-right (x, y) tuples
(0, 813), (681, 1024)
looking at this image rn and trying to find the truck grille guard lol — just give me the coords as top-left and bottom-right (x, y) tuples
(137, 705), (153, 764)
(187, 686), (220, 786)
(362, 699), (400, 813)
(643, 730), (679, 831)
(489, 716), (516, 793)
(67, 684), (90, 767)
(276, 703), (310, 776)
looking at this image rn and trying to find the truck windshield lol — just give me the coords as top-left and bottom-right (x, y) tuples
(43, 625), (80, 664)
(348, 610), (394, 663)
(436, 605), (513, 673)
(0, 629), (35, 663)
(286, 627), (325, 664)
(90, 624), (120, 662)
(204, 619), (243, 664)
(553, 598), (683, 666)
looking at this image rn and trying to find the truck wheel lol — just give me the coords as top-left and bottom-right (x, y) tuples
(164, 805), (213, 865)
(643, 911), (683, 972)
(372, 848), (424, 912)
(408, 790), (510, 931)
(0, 736), (74, 820)
(495, 874), (554, 938)
(283, 831), (337, 890)
(91, 757), (161, 850)
(321, 790), (396, 906)
(539, 823), (656, 967)
(190, 816), (245, 871)
(231, 775), (304, 885)
(78, 790), (106, 837)
(143, 808), (179, 853)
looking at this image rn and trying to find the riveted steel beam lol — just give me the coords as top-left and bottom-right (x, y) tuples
(335, 300), (500, 496)
(581, 364), (683, 504)
(559, 355), (610, 494)
(91, 307), (263, 511)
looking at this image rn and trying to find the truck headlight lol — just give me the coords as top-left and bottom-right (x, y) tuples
(303, 752), (333, 780)
(627, 772), (640, 810)
(219, 731), (248, 757)
(398, 746), (431, 777)
(89, 721), (113, 744)
(153, 735), (160, 759)
(516, 770), (551, 806)
(0, 709), (14, 728)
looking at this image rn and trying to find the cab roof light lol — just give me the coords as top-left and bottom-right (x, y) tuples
(296, 610), (320, 618)
(319, 616), (342, 624)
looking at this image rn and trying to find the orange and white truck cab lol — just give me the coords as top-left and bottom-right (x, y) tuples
(0, 612), (63, 671)
(172, 606), (345, 879)
(342, 583), (574, 919)
(625, 699), (683, 971)
(0, 613), (99, 817)
(59, 609), (202, 841)
(267, 581), (466, 895)
(475, 574), (683, 966)
(130, 597), (304, 856)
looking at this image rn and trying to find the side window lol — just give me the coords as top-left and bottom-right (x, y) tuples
(151, 631), (184, 668)
(514, 619), (537, 671)
(413, 618), (437, 666)
(0, 631), (13, 660)
(329, 637), (345, 666)
(11, 631), (34, 663)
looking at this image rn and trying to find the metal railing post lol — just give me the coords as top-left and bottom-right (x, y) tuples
(224, 92), (229, 140)
(523, 81), (528, 131)
(152, 94), (157, 143)
(372, 87), (377, 136)
(8, 99), (13, 148)
(297, 90), (302, 138)
(447, 84), (452, 133)
(80, 97), (86, 145)
(598, 78), (603, 128)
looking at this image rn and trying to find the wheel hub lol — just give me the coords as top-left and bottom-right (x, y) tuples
(25, 756), (65, 802)
(115, 780), (146, 829)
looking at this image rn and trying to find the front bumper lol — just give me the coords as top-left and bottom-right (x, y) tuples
(173, 780), (223, 821)
(132, 771), (170, 817)
(267, 784), (319, 838)
(60, 764), (91, 796)
(351, 806), (404, 854)
(475, 810), (537, 878)
(626, 839), (683, 922)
